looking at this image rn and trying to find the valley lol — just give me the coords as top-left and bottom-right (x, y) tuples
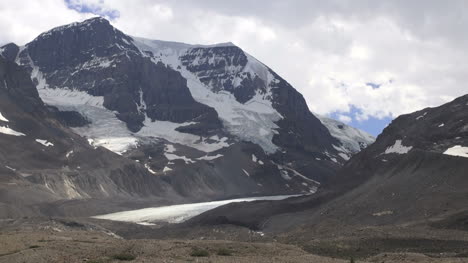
(0, 15), (467, 263)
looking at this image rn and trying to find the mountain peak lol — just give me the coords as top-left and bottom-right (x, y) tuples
(32, 16), (115, 43)
(0, 43), (19, 62)
(82, 16), (111, 24)
(25, 16), (135, 71)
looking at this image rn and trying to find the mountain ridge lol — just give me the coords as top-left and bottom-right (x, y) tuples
(0, 16), (374, 217)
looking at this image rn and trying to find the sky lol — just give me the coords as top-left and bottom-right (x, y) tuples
(1, 0), (468, 136)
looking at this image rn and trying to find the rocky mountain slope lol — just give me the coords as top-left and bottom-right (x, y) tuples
(155, 93), (467, 261)
(0, 17), (374, 210)
(186, 93), (468, 231)
(0, 56), (185, 217)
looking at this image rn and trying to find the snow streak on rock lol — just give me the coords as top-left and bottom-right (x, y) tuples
(384, 140), (413, 154)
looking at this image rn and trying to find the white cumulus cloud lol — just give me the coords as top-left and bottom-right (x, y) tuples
(1, 0), (467, 130)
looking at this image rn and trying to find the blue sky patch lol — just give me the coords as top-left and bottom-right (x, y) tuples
(329, 106), (392, 137)
(366, 82), (381, 89)
(64, 0), (120, 20)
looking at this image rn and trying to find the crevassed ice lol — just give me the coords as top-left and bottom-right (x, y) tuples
(27, 56), (229, 155)
(132, 37), (283, 154)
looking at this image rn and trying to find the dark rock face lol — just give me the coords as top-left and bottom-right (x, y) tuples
(269, 73), (338, 154)
(0, 55), (43, 112)
(22, 17), (220, 133)
(46, 106), (90, 127)
(180, 46), (259, 103)
(0, 43), (19, 62)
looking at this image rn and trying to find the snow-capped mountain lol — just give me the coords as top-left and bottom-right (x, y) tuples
(316, 115), (375, 160)
(0, 17), (374, 214)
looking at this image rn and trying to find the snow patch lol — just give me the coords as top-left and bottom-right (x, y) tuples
(373, 210), (394, 216)
(0, 112), (9, 122)
(164, 145), (195, 164)
(145, 163), (157, 175)
(242, 169), (250, 177)
(137, 222), (156, 226)
(251, 154), (258, 162)
(416, 112), (427, 120)
(89, 137), (137, 155)
(196, 154), (223, 161)
(165, 144), (176, 153)
(165, 153), (195, 164)
(338, 153), (350, 160)
(438, 123), (445, 127)
(443, 145), (468, 158)
(384, 140), (413, 154)
(0, 126), (25, 136)
(279, 169), (292, 180)
(35, 139), (54, 147)
(5, 166), (16, 171)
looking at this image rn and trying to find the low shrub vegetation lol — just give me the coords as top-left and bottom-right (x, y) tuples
(112, 253), (136, 261)
(190, 248), (209, 257)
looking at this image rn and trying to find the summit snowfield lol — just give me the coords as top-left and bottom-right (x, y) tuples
(0, 17), (374, 211)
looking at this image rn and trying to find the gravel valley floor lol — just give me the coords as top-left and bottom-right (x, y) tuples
(1, 218), (468, 263)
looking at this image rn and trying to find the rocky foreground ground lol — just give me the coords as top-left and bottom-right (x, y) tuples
(0, 226), (346, 263)
(1, 218), (468, 263)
